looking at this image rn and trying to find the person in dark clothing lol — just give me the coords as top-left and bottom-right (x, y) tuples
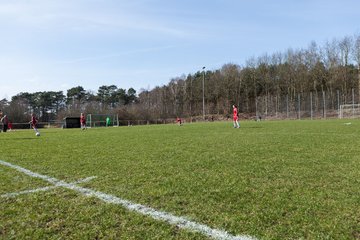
(1, 114), (9, 132)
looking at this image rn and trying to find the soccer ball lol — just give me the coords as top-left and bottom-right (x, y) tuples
(36, 132), (40, 136)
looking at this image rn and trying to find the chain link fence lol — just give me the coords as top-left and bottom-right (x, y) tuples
(252, 89), (360, 120)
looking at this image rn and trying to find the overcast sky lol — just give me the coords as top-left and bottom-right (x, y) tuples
(1, 0), (359, 100)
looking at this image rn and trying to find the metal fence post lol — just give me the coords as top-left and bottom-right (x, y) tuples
(286, 95), (289, 119)
(323, 91), (326, 119)
(310, 92), (313, 120)
(337, 90), (340, 118)
(298, 93), (301, 120)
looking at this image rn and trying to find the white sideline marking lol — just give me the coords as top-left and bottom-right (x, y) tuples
(0, 160), (256, 240)
(1, 176), (97, 198)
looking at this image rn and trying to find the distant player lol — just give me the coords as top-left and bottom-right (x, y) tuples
(1, 114), (9, 132)
(30, 113), (40, 135)
(80, 113), (87, 130)
(106, 117), (111, 127)
(232, 105), (240, 128)
(8, 121), (13, 131)
(176, 117), (182, 126)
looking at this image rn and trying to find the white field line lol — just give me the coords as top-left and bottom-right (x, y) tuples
(1, 176), (97, 198)
(0, 160), (257, 240)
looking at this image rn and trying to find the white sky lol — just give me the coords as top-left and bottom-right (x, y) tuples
(0, 0), (359, 99)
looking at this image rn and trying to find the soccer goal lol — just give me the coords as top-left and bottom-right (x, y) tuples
(339, 104), (360, 119)
(86, 114), (119, 128)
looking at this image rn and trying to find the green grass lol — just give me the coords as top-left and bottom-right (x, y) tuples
(1, 120), (360, 239)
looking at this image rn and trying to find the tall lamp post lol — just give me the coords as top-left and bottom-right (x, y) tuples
(202, 66), (206, 120)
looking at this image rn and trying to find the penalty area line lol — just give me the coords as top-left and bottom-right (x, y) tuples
(0, 159), (256, 240)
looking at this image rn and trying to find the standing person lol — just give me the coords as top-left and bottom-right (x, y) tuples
(176, 117), (182, 126)
(232, 105), (240, 128)
(80, 113), (87, 130)
(106, 116), (111, 127)
(30, 113), (40, 135)
(1, 114), (9, 132)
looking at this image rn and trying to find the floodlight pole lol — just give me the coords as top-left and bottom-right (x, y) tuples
(202, 66), (206, 120)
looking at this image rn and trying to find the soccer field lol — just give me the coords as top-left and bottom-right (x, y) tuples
(1, 120), (360, 239)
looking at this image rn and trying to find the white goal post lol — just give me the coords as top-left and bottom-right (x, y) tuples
(339, 104), (360, 119)
(86, 114), (119, 128)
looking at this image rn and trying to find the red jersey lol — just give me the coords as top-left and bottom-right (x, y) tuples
(31, 116), (38, 126)
(80, 115), (86, 124)
(233, 107), (238, 120)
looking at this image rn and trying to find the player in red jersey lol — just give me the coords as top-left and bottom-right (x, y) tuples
(232, 105), (240, 128)
(8, 121), (13, 131)
(30, 113), (40, 135)
(80, 113), (87, 130)
(176, 117), (182, 126)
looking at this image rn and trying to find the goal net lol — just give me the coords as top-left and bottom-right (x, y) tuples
(86, 114), (119, 128)
(339, 104), (360, 119)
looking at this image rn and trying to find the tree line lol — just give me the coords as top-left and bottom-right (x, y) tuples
(1, 34), (360, 123)
(0, 86), (137, 123)
(137, 34), (360, 120)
